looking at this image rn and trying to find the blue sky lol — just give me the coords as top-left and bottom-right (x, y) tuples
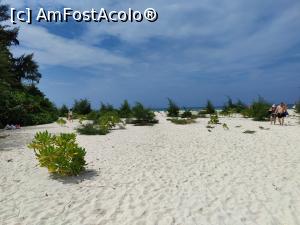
(5, 0), (300, 108)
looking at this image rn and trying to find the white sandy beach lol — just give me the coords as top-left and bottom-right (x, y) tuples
(1, 112), (300, 225)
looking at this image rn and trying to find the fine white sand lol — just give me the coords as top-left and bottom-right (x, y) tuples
(1, 112), (300, 225)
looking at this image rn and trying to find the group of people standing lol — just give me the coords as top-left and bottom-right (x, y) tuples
(269, 102), (288, 125)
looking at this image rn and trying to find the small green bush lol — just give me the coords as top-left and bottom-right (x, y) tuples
(86, 111), (99, 121)
(77, 123), (109, 135)
(208, 114), (219, 124)
(242, 97), (270, 121)
(181, 109), (193, 118)
(28, 131), (86, 176)
(98, 111), (123, 130)
(56, 118), (67, 126)
(170, 118), (196, 125)
(167, 98), (180, 117)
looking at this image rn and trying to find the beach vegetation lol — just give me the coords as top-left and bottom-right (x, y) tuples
(98, 111), (124, 130)
(208, 114), (219, 124)
(167, 98), (180, 117)
(73, 99), (91, 115)
(86, 110), (99, 121)
(295, 100), (300, 113)
(181, 109), (193, 118)
(132, 102), (158, 125)
(221, 97), (247, 116)
(222, 123), (229, 130)
(241, 97), (270, 121)
(59, 104), (69, 117)
(0, 6), (58, 128)
(170, 118), (196, 125)
(28, 131), (86, 176)
(205, 100), (216, 114)
(119, 100), (132, 118)
(56, 118), (67, 126)
(77, 123), (109, 135)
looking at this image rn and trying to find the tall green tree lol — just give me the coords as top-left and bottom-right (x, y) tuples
(119, 100), (132, 118)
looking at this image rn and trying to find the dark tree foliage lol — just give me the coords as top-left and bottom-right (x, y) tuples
(73, 99), (92, 115)
(59, 104), (69, 117)
(222, 97), (247, 114)
(205, 100), (215, 114)
(167, 98), (179, 117)
(132, 102), (158, 125)
(0, 3), (58, 128)
(296, 100), (300, 114)
(241, 97), (271, 121)
(119, 100), (132, 118)
(99, 102), (115, 115)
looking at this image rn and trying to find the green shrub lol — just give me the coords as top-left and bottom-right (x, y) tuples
(170, 118), (196, 125)
(77, 123), (109, 135)
(132, 102), (158, 125)
(167, 98), (180, 117)
(73, 99), (91, 115)
(99, 102), (116, 116)
(205, 100), (215, 114)
(86, 111), (99, 121)
(242, 97), (270, 121)
(208, 114), (219, 124)
(0, 90), (58, 126)
(295, 100), (300, 113)
(181, 109), (193, 118)
(28, 131), (86, 176)
(221, 98), (247, 115)
(98, 111), (123, 130)
(56, 118), (67, 126)
(119, 100), (132, 118)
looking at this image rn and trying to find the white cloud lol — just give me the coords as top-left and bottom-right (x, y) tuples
(11, 24), (130, 68)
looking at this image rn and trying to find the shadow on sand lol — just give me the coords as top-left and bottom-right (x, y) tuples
(50, 169), (98, 184)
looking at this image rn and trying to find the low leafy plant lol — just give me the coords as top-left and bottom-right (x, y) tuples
(181, 109), (193, 118)
(28, 131), (86, 176)
(56, 118), (67, 126)
(170, 118), (196, 125)
(208, 114), (219, 124)
(98, 111), (124, 130)
(77, 123), (109, 135)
